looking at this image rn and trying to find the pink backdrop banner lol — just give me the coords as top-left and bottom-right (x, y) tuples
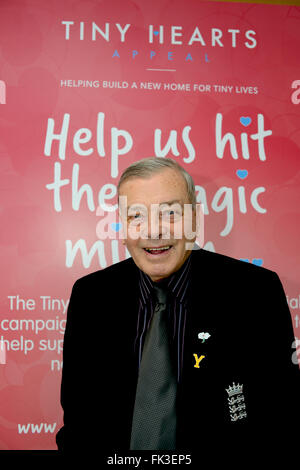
(0, 0), (299, 450)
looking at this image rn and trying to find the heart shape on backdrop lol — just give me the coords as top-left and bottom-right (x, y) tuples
(240, 116), (252, 127)
(110, 222), (122, 232)
(252, 258), (263, 266)
(236, 169), (248, 179)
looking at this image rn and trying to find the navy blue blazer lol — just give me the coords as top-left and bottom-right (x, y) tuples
(56, 248), (299, 453)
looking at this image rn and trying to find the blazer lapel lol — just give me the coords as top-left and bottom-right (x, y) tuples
(177, 250), (250, 440)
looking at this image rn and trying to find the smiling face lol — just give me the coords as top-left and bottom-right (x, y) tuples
(118, 168), (197, 282)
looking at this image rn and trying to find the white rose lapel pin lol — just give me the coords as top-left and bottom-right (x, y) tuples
(198, 332), (211, 343)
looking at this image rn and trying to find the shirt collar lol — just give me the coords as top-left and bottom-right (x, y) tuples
(138, 250), (193, 306)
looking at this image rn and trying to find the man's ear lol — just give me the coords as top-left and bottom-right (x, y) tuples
(195, 203), (204, 248)
(195, 203), (202, 236)
(118, 207), (127, 245)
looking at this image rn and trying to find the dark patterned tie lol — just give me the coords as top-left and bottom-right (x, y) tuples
(130, 283), (177, 450)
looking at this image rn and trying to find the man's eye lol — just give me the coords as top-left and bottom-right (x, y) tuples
(128, 212), (139, 218)
(161, 209), (182, 219)
(128, 212), (144, 222)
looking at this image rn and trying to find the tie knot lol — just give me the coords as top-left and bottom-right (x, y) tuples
(153, 284), (168, 305)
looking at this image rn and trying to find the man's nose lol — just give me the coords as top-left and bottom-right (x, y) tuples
(146, 210), (170, 239)
(148, 213), (161, 238)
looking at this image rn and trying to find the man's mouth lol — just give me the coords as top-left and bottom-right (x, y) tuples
(143, 245), (173, 255)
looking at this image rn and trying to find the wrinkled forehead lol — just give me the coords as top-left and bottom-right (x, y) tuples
(119, 198), (186, 214)
(118, 170), (190, 207)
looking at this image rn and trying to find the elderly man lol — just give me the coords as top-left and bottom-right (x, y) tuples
(56, 157), (299, 454)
